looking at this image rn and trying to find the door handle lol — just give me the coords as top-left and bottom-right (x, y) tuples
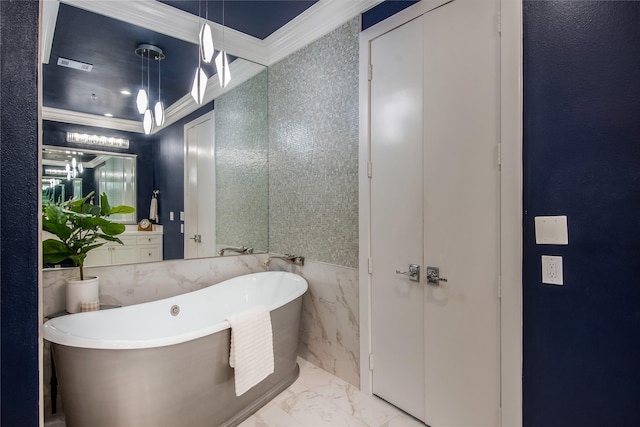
(426, 266), (448, 285)
(396, 264), (420, 282)
(189, 234), (202, 243)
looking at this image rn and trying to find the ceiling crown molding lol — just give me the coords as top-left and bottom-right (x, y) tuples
(43, 107), (143, 134)
(265, 0), (383, 65)
(158, 59), (266, 133)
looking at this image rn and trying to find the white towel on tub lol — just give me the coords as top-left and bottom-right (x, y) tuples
(226, 306), (274, 396)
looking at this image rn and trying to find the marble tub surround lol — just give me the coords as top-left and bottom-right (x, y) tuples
(269, 259), (360, 388)
(42, 253), (269, 317)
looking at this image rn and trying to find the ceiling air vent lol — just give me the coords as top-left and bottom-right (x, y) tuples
(57, 57), (93, 72)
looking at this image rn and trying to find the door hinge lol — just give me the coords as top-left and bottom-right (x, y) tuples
(498, 11), (502, 36)
(368, 63), (373, 81)
(497, 143), (502, 167)
(368, 258), (373, 274)
(498, 275), (502, 299)
(369, 354), (374, 371)
(367, 161), (373, 178)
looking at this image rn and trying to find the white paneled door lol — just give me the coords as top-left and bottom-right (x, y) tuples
(369, 0), (501, 425)
(184, 112), (216, 259)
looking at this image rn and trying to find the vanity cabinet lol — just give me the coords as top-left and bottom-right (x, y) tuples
(136, 234), (163, 263)
(84, 232), (163, 267)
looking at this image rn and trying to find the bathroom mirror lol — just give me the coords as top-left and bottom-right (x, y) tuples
(41, 2), (270, 266)
(41, 145), (137, 224)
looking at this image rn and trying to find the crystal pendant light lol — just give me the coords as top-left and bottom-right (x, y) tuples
(136, 44), (165, 132)
(191, 0), (208, 105)
(199, 23), (215, 63)
(215, 51), (230, 88)
(199, 0), (214, 63)
(191, 67), (208, 105)
(154, 54), (165, 126)
(136, 48), (148, 114)
(143, 109), (154, 134)
(215, 0), (231, 88)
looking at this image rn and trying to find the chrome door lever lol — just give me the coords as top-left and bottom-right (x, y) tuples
(426, 266), (447, 285)
(396, 264), (420, 282)
(189, 234), (202, 243)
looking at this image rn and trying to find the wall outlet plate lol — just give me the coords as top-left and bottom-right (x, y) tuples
(542, 255), (563, 285)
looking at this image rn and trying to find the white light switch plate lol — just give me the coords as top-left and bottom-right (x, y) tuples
(542, 255), (563, 285)
(535, 215), (568, 245)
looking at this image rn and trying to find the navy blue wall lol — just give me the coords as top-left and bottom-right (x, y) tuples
(523, 2), (640, 426)
(0, 1), (40, 425)
(43, 121), (156, 222)
(152, 103), (214, 260)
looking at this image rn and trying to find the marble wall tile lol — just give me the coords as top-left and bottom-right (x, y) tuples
(269, 259), (360, 387)
(42, 254), (269, 317)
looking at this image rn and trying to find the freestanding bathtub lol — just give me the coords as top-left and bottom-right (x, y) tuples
(43, 271), (308, 427)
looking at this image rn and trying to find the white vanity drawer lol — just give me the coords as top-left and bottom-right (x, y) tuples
(138, 246), (162, 262)
(119, 236), (137, 246)
(136, 235), (162, 246)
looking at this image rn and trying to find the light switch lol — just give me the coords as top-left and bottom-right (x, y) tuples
(169, 211), (174, 221)
(541, 255), (563, 285)
(535, 215), (568, 245)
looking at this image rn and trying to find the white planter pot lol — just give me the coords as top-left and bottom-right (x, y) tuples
(66, 276), (99, 313)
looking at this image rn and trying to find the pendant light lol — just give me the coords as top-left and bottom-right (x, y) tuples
(191, 0), (208, 104)
(135, 44), (165, 133)
(199, 0), (214, 64)
(135, 49), (148, 114)
(143, 51), (154, 134)
(154, 54), (165, 126)
(215, 0), (231, 88)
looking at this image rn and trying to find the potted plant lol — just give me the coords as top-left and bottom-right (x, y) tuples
(42, 191), (135, 313)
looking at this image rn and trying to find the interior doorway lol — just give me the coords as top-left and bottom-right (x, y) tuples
(364, 0), (502, 425)
(184, 111), (216, 259)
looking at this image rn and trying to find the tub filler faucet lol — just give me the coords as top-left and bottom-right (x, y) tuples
(263, 254), (305, 267)
(218, 246), (254, 256)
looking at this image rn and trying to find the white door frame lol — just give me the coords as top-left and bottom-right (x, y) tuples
(358, 1), (523, 426)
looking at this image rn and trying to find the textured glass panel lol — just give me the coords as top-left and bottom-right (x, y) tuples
(268, 19), (359, 268)
(216, 70), (269, 252)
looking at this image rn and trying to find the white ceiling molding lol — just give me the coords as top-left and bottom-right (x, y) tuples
(41, 0), (60, 64)
(43, 107), (143, 133)
(157, 59), (266, 133)
(265, 0), (383, 65)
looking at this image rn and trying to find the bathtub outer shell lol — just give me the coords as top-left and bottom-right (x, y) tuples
(48, 272), (305, 427)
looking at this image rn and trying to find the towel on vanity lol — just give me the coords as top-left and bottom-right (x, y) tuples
(149, 197), (158, 222)
(226, 306), (274, 396)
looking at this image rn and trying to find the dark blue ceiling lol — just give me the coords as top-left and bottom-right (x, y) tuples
(42, 0), (412, 124)
(157, 1), (318, 39)
(44, 4), (203, 120)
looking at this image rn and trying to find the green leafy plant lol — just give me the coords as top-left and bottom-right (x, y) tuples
(42, 191), (135, 280)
